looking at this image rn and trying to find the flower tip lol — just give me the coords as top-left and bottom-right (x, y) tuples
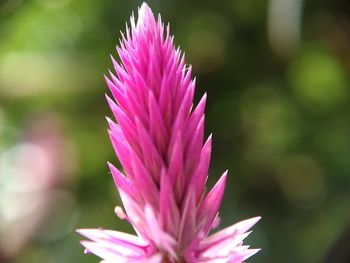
(218, 170), (228, 187)
(76, 228), (97, 237)
(249, 216), (262, 224)
(137, 2), (155, 28)
(255, 216), (262, 221)
(107, 161), (115, 170)
(205, 133), (213, 146)
(140, 2), (150, 9)
(249, 216), (262, 226)
(210, 170), (228, 192)
(139, 2), (152, 14)
(105, 94), (116, 107)
(234, 216), (261, 234)
(105, 116), (116, 130)
(107, 69), (114, 77)
(243, 248), (261, 260)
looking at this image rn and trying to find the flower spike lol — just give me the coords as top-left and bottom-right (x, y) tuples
(78, 2), (260, 262)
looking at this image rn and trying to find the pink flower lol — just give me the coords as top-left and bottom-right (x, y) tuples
(77, 3), (260, 262)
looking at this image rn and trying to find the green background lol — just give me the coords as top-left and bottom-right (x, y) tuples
(1, 0), (350, 262)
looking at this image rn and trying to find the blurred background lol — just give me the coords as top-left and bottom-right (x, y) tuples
(1, 0), (350, 262)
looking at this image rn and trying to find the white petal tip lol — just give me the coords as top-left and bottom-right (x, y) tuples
(234, 216), (261, 234)
(243, 248), (261, 260)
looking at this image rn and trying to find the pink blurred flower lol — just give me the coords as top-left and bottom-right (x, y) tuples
(78, 3), (260, 262)
(0, 114), (75, 261)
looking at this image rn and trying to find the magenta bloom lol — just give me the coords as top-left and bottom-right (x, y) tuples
(78, 3), (260, 262)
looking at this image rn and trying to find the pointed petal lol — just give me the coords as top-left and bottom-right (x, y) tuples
(187, 134), (212, 201)
(159, 168), (180, 236)
(197, 171), (228, 234)
(178, 190), (196, 250)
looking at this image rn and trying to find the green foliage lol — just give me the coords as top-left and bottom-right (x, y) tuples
(1, 0), (350, 262)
